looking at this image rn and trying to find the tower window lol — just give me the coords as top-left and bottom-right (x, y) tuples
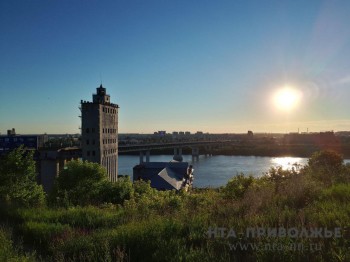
(86, 128), (89, 133)
(92, 151), (95, 156)
(87, 151), (90, 156)
(86, 139), (89, 145)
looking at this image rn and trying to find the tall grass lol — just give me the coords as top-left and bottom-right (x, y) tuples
(1, 151), (350, 261)
(0, 225), (36, 262)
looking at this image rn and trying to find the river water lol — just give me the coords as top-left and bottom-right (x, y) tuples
(118, 155), (311, 188)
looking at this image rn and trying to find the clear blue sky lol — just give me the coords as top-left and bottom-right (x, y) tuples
(1, 0), (350, 134)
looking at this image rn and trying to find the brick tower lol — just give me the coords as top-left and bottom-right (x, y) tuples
(81, 84), (119, 181)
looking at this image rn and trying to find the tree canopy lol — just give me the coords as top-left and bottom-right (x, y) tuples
(50, 160), (133, 206)
(0, 146), (45, 207)
(305, 150), (347, 185)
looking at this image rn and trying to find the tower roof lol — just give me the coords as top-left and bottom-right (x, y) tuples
(96, 84), (106, 95)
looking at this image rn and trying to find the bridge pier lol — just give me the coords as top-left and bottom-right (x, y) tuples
(139, 150), (151, 164)
(139, 151), (144, 164)
(173, 147), (183, 162)
(146, 150), (150, 162)
(205, 145), (212, 157)
(192, 147), (199, 162)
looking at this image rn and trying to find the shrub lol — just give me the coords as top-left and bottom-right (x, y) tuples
(0, 146), (46, 207)
(50, 161), (135, 206)
(101, 177), (134, 204)
(133, 180), (154, 197)
(50, 160), (108, 206)
(278, 174), (322, 209)
(305, 150), (344, 185)
(319, 183), (350, 202)
(222, 174), (255, 199)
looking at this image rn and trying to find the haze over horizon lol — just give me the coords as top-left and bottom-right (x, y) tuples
(2, 0), (350, 134)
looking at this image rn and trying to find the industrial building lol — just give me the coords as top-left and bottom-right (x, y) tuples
(81, 85), (119, 182)
(0, 128), (48, 155)
(38, 147), (81, 192)
(133, 161), (193, 191)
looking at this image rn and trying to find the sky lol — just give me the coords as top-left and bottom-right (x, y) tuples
(1, 0), (350, 134)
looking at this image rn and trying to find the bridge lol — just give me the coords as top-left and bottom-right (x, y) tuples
(37, 139), (234, 191)
(119, 140), (233, 163)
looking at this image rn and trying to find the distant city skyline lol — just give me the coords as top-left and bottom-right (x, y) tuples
(2, 0), (350, 134)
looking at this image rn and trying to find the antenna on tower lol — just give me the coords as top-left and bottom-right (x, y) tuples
(99, 73), (103, 86)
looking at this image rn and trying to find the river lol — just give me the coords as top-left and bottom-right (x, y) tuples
(118, 155), (313, 188)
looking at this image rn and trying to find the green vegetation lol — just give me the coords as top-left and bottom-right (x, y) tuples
(0, 226), (36, 261)
(0, 146), (45, 207)
(49, 160), (133, 206)
(0, 149), (349, 261)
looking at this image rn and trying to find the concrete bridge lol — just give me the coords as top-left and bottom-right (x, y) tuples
(119, 140), (232, 163)
(38, 140), (234, 191)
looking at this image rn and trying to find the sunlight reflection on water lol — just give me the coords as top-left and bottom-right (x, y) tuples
(270, 157), (306, 171)
(119, 155), (350, 188)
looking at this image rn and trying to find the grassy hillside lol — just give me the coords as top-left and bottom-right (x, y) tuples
(0, 150), (349, 261)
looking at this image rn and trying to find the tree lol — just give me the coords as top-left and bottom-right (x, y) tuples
(0, 146), (45, 207)
(50, 160), (108, 206)
(100, 177), (133, 204)
(50, 160), (134, 206)
(222, 174), (255, 199)
(305, 150), (345, 185)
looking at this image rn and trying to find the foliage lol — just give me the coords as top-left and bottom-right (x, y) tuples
(0, 146), (45, 207)
(100, 177), (134, 204)
(50, 160), (107, 206)
(1, 150), (350, 261)
(50, 160), (133, 206)
(133, 179), (155, 197)
(305, 150), (345, 185)
(221, 174), (255, 199)
(0, 225), (36, 261)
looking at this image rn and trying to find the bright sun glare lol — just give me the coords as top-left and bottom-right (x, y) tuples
(273, 86), (301, 111)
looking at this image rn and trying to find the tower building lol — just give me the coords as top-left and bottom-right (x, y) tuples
(81, 85), (119, 181)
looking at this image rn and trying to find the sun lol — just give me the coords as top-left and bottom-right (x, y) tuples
(273, 86), (301, 111)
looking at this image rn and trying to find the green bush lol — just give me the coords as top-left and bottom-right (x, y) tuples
(133, 179), (154, 196)
(50, 161), (134, 206)
(0, 146), (45, 207)
(101, 177), (134, 204)
(50, 160), (108, 206)
(222, 174), (255, 199)
(305, 150), (345, 185)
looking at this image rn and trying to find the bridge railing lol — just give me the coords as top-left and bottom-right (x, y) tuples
(118, 140), (233, 153)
